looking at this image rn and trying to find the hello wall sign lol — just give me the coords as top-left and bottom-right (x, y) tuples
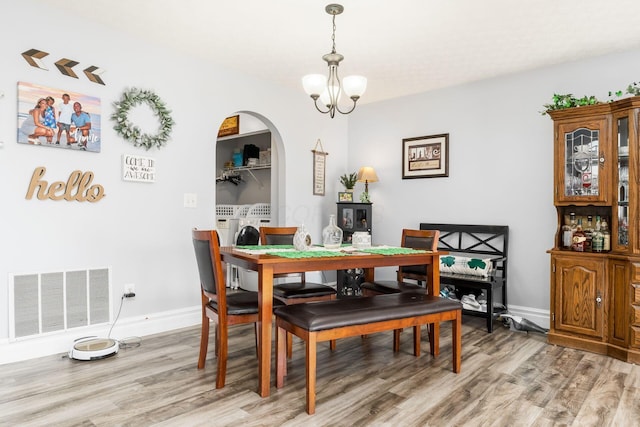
(26, 166), (106, 202)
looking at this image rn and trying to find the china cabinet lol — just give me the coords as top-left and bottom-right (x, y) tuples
(548, 97), (640, 363)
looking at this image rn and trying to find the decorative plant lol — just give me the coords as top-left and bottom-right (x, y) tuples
(339, 172), (358, 190)
(111, 87), (174, 150)
(541, 93), (600, 114)
(542, 81), (640, 115)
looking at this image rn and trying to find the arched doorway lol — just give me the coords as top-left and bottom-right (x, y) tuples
(214, 111), (285, 245)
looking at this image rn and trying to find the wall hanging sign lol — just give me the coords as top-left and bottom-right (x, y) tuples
(112, 87), (174, 150)
(402, 133), (449, 179)
(217, 115), (239, 137)
(122, 154), (156, 183)
(312, 139), (327, 196)
(26, 166), (106, 202)
(17, 81), (101, 152)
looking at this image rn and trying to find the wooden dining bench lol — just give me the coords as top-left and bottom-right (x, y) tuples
(274, 293), (462, 415)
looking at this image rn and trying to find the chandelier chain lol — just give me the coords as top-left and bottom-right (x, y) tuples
(331, 14), (337, 54)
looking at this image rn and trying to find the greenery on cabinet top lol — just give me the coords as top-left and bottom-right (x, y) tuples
(542, 82), (640, 114)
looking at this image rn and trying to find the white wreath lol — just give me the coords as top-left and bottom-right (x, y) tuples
(112, 88), (174, 150)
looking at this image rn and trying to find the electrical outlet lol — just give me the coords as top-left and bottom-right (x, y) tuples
(124, 283), (135, 296)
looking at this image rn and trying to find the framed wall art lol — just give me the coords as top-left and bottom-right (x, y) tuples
(338, 191), (353, 202)
(122, 154), (156, 183)
(217, 115), (239, 137)
(17, 81), (101, 152)
(402, 133), (449, 179)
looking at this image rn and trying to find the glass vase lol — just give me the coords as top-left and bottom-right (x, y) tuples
(293, 224), (312, 251)
(322, 214), (343, 249)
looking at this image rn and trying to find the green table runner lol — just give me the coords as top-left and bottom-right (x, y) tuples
(263, 247), (428, 258)
(235, 245), (428, 259)
(236, 245), (293, 250)
(264, 250), (349, 258)
(359, 247), (428, 255)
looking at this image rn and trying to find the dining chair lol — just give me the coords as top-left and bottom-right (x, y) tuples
(361, 229), (440, 296)
(192, 228), (279, 388)
(360, 228), (440, 351)
(259, 226), (338, 356)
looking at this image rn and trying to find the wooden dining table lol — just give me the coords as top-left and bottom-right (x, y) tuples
(219, 246), (444, 397)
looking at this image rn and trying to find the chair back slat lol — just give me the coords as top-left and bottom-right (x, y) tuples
(402, 229), (439, 251)
(192, 229), (226, 309)
(260, 226), (305, 282)
(259, 226), (297, 246)
(399, 229), (440, 281)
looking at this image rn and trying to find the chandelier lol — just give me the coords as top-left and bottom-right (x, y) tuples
(302, 4), (367, 118)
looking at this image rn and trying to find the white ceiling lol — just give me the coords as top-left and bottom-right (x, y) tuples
(36, 0), (640, 104)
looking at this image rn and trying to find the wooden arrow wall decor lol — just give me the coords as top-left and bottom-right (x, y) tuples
(21, 49), (49, 70)
(83, 66), (106, 85)
(20, 48), (107, 85)
(54, 58), (79, 79)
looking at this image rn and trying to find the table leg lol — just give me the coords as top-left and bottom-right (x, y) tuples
(363, 267), (374, 282)
(428, 255), (441, 356)
(258, 265), (274, 397)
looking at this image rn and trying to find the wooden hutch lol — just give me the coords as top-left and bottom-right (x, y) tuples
(548, 97), (640, 363)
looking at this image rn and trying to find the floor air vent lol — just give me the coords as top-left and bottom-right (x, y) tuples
(9, 268), (111, 340)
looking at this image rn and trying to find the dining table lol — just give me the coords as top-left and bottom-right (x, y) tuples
(219, 245), (444, 397)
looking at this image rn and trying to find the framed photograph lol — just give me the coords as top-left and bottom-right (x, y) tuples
(217, 115), (239, 137)
(338, 191), (353, 202)
(17, 81), (101, 152)
(402, 133), (449, 179)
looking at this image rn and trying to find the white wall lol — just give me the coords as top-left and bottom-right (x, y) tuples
(0, 0), (348, 363)
(348, 47), (640, 322)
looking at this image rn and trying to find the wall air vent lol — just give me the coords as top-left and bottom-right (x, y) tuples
(9, 268), (111, 340)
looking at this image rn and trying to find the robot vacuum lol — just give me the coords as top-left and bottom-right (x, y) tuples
(68, 336), (119, 361)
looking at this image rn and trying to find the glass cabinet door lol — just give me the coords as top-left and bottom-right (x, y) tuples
(616, 115), (629, 249)
(557, 119), (609, 203)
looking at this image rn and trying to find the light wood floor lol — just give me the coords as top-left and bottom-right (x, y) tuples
(1, 316), (639, 427)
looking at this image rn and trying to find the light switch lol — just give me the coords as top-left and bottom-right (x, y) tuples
(184, 193), (198, 208)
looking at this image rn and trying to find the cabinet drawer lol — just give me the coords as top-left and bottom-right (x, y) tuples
(632, 326), (640, 348)
(634, 284), (640, 304)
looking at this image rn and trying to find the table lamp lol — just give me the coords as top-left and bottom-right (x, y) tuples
(357, 166), (378, 203)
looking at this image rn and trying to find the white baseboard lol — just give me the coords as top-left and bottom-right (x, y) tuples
(505, 304), (550, 330)
(0, 302), (550, 365)
(0, 306), (200, 365)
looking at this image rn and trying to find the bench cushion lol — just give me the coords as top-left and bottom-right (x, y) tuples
(273, 282), (337, 299)
(274, 293), (462, 332)
(440, 255), (493, 277)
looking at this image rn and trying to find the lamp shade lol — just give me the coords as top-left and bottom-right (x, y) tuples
(302, 74), (327, 97)
(343, 75), (367, 98)
(357, 166), (379, 183)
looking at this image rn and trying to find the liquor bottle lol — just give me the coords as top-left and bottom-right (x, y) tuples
(569, 212), (577, 237)
(601, 218), (611, 252)
(561, 222), (572, 249)
(322, 214), (343, 249)
(584, 215), (594, 252)
(572, 218), (587, 252)
(592, 216), (604, 253)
